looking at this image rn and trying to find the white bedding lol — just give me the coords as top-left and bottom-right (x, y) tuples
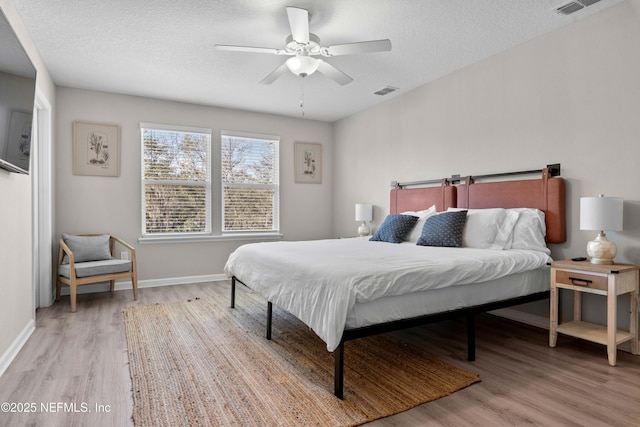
(345, 267), (549, 329)
(224, 237), (552, 351)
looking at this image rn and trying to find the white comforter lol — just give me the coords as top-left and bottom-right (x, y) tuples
(224, 237), (551, 351)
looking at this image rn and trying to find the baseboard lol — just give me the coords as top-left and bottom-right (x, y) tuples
(490, 308), (550, 330)
(0, 319), (35, 378)
(58, 273), (228, 296)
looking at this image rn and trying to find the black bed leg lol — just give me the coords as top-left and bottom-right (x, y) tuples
(467, 314), (476, 361)
(334, 341), (344, 399)
(266, 301), (272, 340)
(230, 277), (236, 308)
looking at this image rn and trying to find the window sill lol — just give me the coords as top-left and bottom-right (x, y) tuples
(138, 232), (283, 244)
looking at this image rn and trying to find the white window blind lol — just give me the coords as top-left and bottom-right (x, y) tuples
(221, 131), (279, 233)
(141, 123), (211, 235)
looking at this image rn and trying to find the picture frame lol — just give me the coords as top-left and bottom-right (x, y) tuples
(73, 120), (120, 177)
(294, 142), (322, 184)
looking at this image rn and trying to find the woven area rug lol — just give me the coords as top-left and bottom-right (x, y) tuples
(124, 290), (480, 427)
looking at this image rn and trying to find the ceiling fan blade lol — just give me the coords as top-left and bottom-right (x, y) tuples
(259, 63), (289, 85)
(215, 44), (286, 55)
(323, 39), (392, 56)
(286, 7), (309, 44)
(316, 60), (353, 86)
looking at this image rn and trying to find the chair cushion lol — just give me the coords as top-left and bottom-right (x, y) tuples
(58, 259), (132, 279)
(62, 234), (112, 264)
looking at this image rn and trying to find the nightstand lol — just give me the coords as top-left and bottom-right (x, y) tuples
(549, 260), (639, 366)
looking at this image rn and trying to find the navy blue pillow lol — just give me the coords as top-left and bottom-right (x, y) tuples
(369, 214), (419, 243)
(416, 210), (468, 247)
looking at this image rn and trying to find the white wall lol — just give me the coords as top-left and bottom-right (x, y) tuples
(0, 0), (55, 373)
(55, 88), (334, 281)
(333, 1), (640, 325)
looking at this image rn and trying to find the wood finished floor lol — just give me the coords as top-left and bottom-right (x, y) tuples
(1, 281), (639, 427)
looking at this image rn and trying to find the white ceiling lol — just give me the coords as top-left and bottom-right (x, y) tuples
(11, 0), (624, 122)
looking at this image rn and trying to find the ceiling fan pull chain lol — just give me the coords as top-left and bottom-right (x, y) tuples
(300, 77), (305, 117)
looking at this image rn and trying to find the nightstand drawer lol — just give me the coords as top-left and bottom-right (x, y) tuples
(555, 270), (607, 290)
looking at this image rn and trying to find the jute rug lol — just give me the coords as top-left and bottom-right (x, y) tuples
(124, 290), (480, 426)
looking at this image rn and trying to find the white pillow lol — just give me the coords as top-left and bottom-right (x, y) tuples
(489, 209), (520, 250)
(401, 205), (436, 242)
(447, 208), (508, 249)
(507, 208), (550, 254)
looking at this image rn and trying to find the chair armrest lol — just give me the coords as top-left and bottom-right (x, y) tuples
(110, 236), (136, 263)
(58, 238), (75, 266)
(111, 236), (135, 252)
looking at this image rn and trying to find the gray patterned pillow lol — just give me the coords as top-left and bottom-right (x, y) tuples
(416, 211), (468, 247)
(369, 214), (419, 243)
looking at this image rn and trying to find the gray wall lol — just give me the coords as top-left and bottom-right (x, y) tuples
(332, 0), (640, 325)
(55, 88), (334, 281)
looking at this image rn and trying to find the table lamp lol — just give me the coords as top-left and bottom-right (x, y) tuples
(580, 194), (623, 265)
(355, 203), (373, 236)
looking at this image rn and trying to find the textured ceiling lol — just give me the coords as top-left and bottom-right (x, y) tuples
(11, 0), (624, 122)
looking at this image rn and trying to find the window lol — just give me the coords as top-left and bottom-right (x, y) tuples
(141, 123), (211, 236)
(221, 131), (279, 234)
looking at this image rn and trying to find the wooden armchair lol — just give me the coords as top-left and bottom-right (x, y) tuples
(56, 233), (138, 312)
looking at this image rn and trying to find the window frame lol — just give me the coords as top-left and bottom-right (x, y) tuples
(138, 124), (282, 244)
(221, 130), (280, 237)
(140, 122), (212, 239)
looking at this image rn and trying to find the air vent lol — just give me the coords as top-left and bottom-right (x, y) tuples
(579, 0), (601, 6)
(556, 1), (584, 14)
(555, 0), (601, 15)
(374, 86), (398, 96)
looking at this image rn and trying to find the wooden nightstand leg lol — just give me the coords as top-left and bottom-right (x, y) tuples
(607, 279), (617, 366)
(550, 285), (558, 347)
(573, 290), (582, 322)
(630, 287), (639, 355)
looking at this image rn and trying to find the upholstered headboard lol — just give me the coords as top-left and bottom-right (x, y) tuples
(390, 167), (566, 244)
(390, 179), (456, 214)
(457, 168), (565, 243)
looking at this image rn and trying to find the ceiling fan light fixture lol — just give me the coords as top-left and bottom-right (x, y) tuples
(286, 54), (319, 77)
(216, 7), (391, 85)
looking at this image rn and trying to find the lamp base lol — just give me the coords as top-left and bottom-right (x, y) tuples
(358, 222), (370, 237)
(586, 231), (617, 265)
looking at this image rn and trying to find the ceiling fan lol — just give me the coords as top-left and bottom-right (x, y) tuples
(215, 6), (392, 86)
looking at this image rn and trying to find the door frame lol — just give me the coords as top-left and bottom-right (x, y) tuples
(33, 88), (53, 309)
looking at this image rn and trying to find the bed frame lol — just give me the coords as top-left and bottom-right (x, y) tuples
(231, 166), (566, 399)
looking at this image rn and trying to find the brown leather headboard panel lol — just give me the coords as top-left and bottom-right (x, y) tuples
(390, 183), (457, 214)
(456, 169), (566, 243)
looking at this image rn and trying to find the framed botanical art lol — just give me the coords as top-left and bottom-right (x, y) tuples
(294, 142), (322, 184)
(73, 120), (120, 176)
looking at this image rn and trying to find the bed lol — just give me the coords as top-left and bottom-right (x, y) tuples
(225, 166), (566, 398)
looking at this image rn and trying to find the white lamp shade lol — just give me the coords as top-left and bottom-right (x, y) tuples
(355, 204), (373, 222)
(580, 195), (623, 231)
